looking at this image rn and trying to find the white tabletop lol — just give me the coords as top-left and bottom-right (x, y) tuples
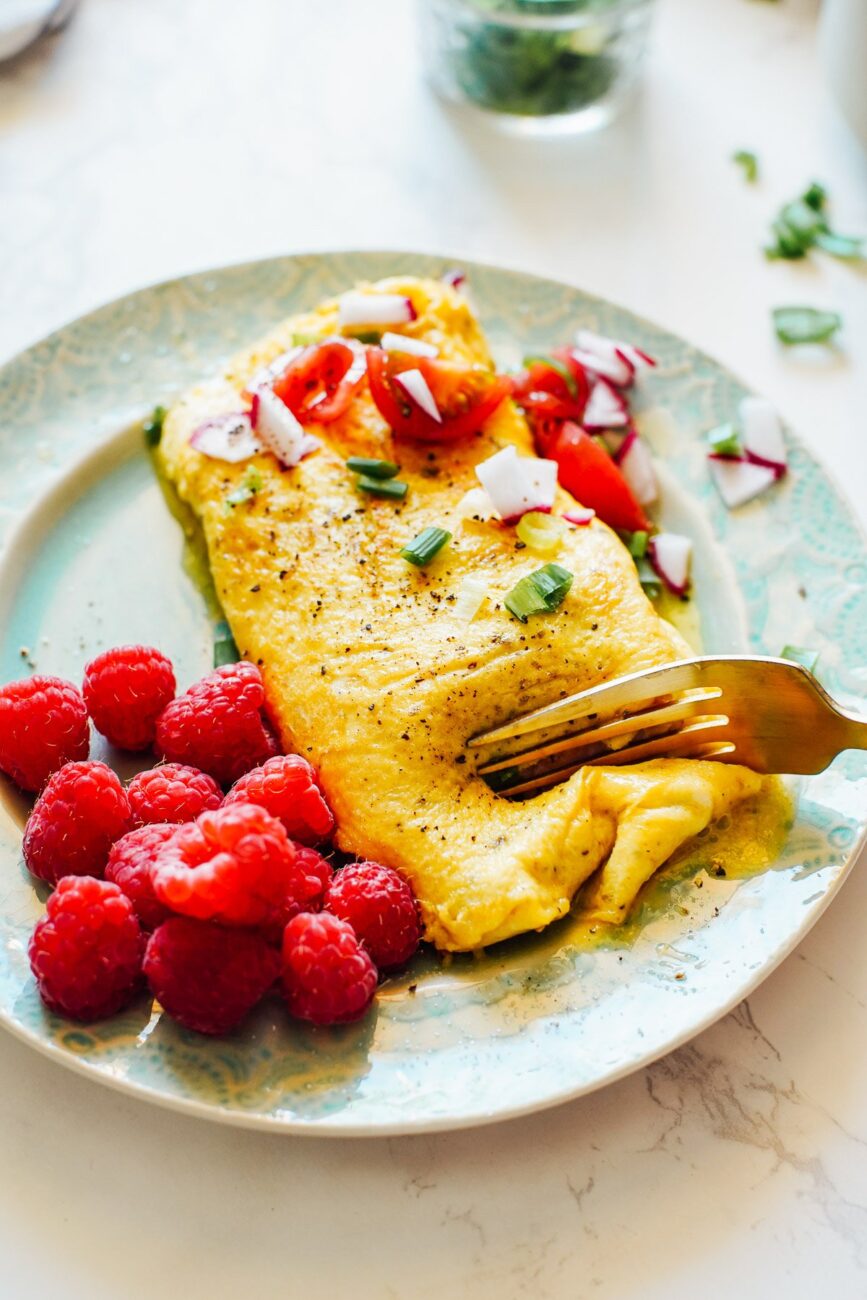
(2, 1), (867, 1296)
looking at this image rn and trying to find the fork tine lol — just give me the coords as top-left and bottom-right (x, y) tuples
(499, 725), (737, 797)
(475, 693), (721, 776)
(468, 658), (708, 748)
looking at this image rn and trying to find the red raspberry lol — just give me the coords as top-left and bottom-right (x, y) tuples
(0, 675), (89, 793)
(281, 912), (377, 1025)
(155, 662), (278, 785)
(23, 761), (133, 885)
(325, 861), (420, 970)
(149, 802), (319, 927)
(128, 763), (222, 826)
(265, 844), (334, 938)
(29, 876), (144, 1020)
(83, 645), (176, 751)
(105, 823), (177, 930)
(223, 755), (334, 845)
(144, 917), (280, 1035)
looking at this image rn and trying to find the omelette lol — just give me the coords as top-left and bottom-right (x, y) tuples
(158, 276), (769, 953)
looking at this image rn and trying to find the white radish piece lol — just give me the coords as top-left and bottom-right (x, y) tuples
(253, 389), (308, 467)
(582, 379), (629, 429)
(394, 367), (441, 422)
(649, 532), (693, 595)
(709, 456), (778, 508)
(453, 574), (489, 621)
(563, 507), (596, 525)
(740, 396), (787, 476)
(475, 445), (558, 523)
(617, 431), (658, 506)
(337, 292), (416, 328)
(190, 413), (262, 463)
(380, 332), (438, 358)
(456, 487), (497, 523)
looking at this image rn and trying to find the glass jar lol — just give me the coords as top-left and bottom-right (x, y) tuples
(420, 0), (655, 135)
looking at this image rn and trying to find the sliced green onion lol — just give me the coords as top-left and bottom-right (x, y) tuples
(772, 306), (842, 345)
(516, 511), (566, 554)
(814, 231), (864, 260)
(345, 330), (382, 345)
(626, 529), (649, 559)
(224, 465), (263, 511)
(781, 644), (819, 673)
(505, 563), (573, 623)
(346, 456), (400, 480)
(213, 620), (239, 667)
(400, 526), (451, 566)
(522, 353), (578, 398)
(636, 557), (662, 599)
(732, 150), (758, 183)
(707, 422), (743, 457)
(143, 405), (167, 448)
(802, 182), (827, 213)
(357, 475), (408, 499)
(289, 332), (320, 347)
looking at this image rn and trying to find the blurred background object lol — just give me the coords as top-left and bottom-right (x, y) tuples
(0, 0), (77, 63)
(420, 0), (654, 134)
(819, 0), (867, 149)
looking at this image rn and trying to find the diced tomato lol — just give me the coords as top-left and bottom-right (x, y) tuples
(512, 351), (590, 427)
(366, 348), (512, 443)
(548, 421), (650, 533)
(271, 341), (365, 424)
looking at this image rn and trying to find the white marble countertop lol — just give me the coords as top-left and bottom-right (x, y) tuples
(1, 1), (867, 1295)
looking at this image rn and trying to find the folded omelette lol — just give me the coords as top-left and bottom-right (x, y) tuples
(158, 276), (767, 952)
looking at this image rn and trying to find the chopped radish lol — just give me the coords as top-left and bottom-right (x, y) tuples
(394, 368), (441, 423)
(570, 347), (633, 387)
(475, 445), (558, 523)
(442, 269), (466, 290)
(616, 342), (656, 371)
(338, 292), (416, 328)
(190, 413), (262, 463)
(563, 506), (596, 525)
(252, 389), (308, 467)
(380, 332), (438, 358)
(582, 378), (629, 429)
(649, 532), (692, 595)
(456, 486), (497, 523)
(616, 430), (658, 507)
(740, 396), (787, 478)
(453, 574), (489, 621)
(709, 456), (778, 508)
(574, 329), (656, 387)
(245, 346), (305, 396)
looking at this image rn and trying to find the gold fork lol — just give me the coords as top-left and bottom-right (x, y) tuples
(468, 655), (867, 797)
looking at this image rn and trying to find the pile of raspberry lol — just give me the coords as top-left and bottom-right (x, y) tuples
(1, 645), (421, 1033)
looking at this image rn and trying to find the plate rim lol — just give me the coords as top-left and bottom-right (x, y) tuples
(1, 247), (866, 1137)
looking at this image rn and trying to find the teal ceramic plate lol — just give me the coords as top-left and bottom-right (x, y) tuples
(1, 252), (865, 1136)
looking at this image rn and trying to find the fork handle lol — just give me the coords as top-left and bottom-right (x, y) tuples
(840, 709), (867, 752)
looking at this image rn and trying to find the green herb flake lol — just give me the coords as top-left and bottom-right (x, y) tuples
(505, 562), (573, 623)
(522, 353), (578, 397)
(772, 306), (842, 346)
(213, 620), (240, 667)
(626, 530), (649, 559)
(345, 330), (382, 345)
(636, 557), (662, 599)
(400, 526), (452, 567)
(143, 405), (167, 448)
(707, 422), (743, 457)
(224, 465), (263, 512)
(356, 475), (408, 500)
(814, 231), (864, 260)
(780, 644), (819, 674)
(765, 180), (862, 262)
(346, 456), (400, 480)
(732, 150), (758, 183)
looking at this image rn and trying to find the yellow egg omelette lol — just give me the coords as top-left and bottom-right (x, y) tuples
(158, 275), (773, 952)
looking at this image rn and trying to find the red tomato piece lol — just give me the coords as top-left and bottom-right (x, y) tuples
(367, 348), (512, 443)
(512, 352), (590, 426)
(271, 342), (365, 424)
(549, 421), (650, 533)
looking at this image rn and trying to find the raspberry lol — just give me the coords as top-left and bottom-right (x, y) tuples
(144, 917), (280, 1035)
(155, 662), (278, 786)
(23, 761), (133, 885)
(149, 802), (320, 927)
(265, 844), (334, 938)
(83, 645), (176, 751)
(105, 823), (177, 930)
(325, 861), (420, 970)
(0, 675), (89, 793)
(29, 876), (144, 1020)
(224, 755), (334, 845)
(128, 763), (222, 827)
(281, 912), (377, 1025)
